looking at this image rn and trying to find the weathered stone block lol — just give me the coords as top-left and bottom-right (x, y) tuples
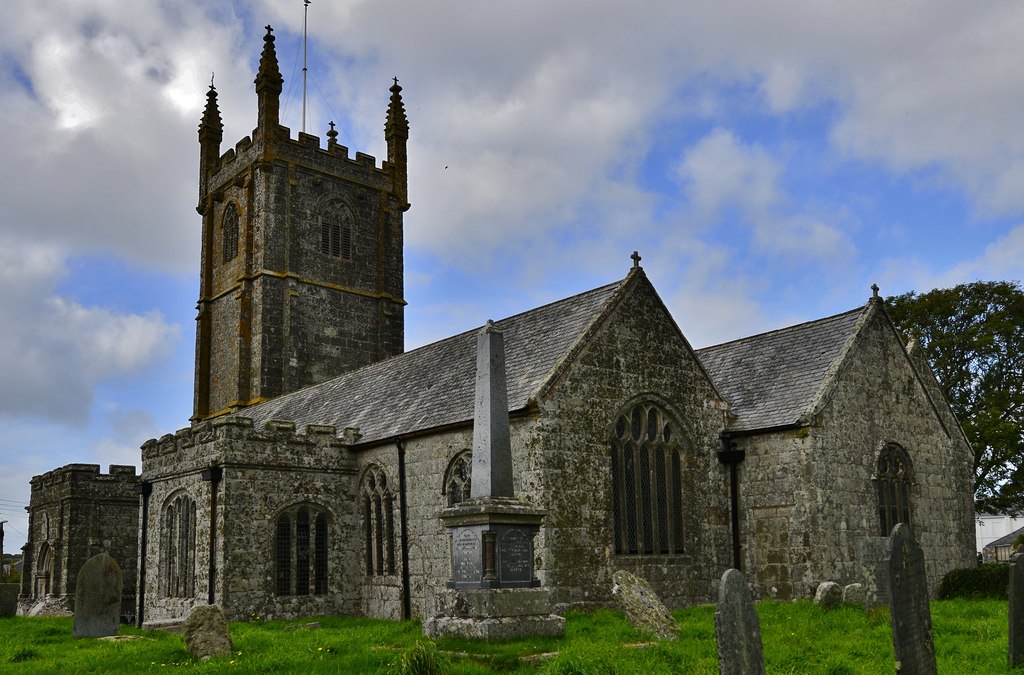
(183, 604), (233, 660)
(814, 581), (842, 610)
(611, 570), (678, 640)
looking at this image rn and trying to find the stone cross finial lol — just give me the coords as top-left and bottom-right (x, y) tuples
(631, 251), (642, 268)
(470, 320), (514, 499)
(872, 283), (880, 298)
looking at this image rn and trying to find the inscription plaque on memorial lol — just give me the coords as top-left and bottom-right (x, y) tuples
(499, 529), (532, 583)
(452, 529), (482, 584)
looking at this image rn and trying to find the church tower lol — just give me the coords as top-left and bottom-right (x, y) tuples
(193, 26), (409, 420)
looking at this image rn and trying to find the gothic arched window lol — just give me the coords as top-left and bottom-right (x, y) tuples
(610, 401), (685, 555)
(161, 492), (197, 598)
(361, 465), (396, 576)
(320, 201), (353, 260)
(443, 450), (472, 506)
(274, 504), (330, 596)
(222, 203), (239, 263)
(876, 443), (913, 537)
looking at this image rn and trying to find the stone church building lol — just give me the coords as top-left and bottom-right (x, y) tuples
(21, 27), (975, 625)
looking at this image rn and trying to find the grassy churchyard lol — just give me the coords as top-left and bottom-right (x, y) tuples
(0, 599), (1013, 673)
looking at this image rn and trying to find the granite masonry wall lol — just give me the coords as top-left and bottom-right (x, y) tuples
(140, 417), (360, 625)
(195, 107), (406, 418)
(737, 305), (976, 599)
(531, 274), (733, 610)
(21, 464), (139, 619)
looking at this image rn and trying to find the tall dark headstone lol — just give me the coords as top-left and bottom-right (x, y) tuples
(1009, 553), (1024, 667)
(73, 553), (122, 637)
(715, 569), (766, 675)
(885, 523), (937, 675)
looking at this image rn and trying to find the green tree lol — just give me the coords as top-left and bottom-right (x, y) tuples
(887, 281), (1024, 514)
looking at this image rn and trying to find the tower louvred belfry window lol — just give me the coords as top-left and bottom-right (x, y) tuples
(876, 443), (913, 536)
(320, 200), (353, 259)
(274, 504), (330, 596)
(610, 401), (685, 555)
(361, 465), (396, 576)
(222, 203), (239, 263)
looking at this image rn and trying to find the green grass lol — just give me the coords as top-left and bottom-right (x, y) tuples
(0, 599), (1013, 673)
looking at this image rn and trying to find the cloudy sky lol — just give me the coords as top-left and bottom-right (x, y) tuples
(2, 0), (1023, 553)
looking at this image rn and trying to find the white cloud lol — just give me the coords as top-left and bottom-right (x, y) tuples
(0, 237), (179, 424)
(676, 128), (852, 260)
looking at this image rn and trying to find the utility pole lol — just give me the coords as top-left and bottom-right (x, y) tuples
(0, 520), (6, 582)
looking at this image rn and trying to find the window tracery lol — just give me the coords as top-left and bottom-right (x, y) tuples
(275, 504), (330, 596)
(610, 401), (685, 555)
(876, 443), (913, 537)
(443, 450), (472, 506)
(361, 465), (396, 576)
(161, 492), (197, 598)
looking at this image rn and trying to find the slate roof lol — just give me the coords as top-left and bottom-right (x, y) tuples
(696, 307), (866, 432)
(240, 278), (625, 445)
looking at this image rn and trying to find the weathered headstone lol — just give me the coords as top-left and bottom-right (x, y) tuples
(814, 581), (842, 609)
(73, 552), (122, 637)
(1009, 553), (1024, 667)
(183, 604), (234, 660)
(843, 583), (865, 606)
(859, 537), (891, 611)
(715, 569), (766, 675)
(0, 583), (19, 617)
(611, 570), (678, 640)
(885, 523), (937, 675)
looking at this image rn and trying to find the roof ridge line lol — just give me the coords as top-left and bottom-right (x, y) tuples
(696, 305), (864, 352)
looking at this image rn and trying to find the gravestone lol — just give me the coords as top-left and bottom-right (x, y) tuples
(611, 570), (678, 640)
(715, 569), (766, 675)
(885, 523), (937, 675)
(183, 604), (233, 660)
(73, 552), (122, 637)
(1009, 553), (1024, 667)
(814, 581), (842, 609)
(0, 583), (19, 617)
(858, 537), (891, 610)
(843, 583), (865, 606)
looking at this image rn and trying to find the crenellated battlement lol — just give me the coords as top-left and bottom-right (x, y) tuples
(141, 416), (354, 476)
(209, 124), (391, 190)
(30, 464), (138, 491)
(29, 464), (140, 511)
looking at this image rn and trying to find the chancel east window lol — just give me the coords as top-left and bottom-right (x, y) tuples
(320, 201), (353, 259)
(876, 443), (913, 537)
(161, 492), (197, 598)
(275, 505), (330, 596)
(222, 203), (239, 263)
(610, 401), (685, 555)
(443, 450), (472, 507)
(361, 465), (396, 576)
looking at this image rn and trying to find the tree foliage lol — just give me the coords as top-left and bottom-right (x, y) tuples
(887, 281), (1024, 514)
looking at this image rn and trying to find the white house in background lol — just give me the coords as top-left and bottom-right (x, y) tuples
(976, 514), (1024, 554)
